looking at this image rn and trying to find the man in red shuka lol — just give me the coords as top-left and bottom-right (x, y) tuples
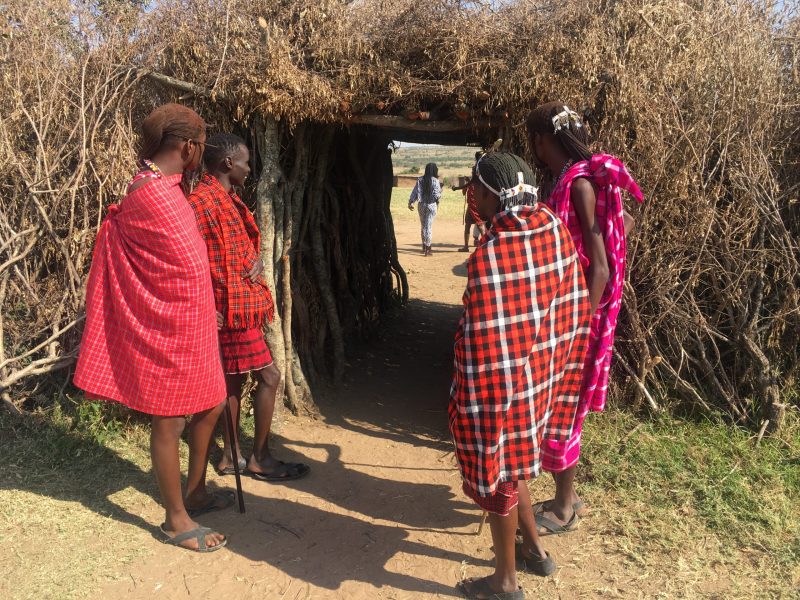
(74, 104), (229, 553)
(188, 133), (310, 483)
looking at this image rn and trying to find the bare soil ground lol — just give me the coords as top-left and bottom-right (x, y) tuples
(3, 205), (796, 599)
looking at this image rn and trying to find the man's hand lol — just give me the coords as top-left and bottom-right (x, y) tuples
(408, 203), (415, 211)
(216, 311), (224, 329)
(245, 258), (265, 281)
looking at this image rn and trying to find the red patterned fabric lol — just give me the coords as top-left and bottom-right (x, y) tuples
(74, 171), (226, 416)
(463, 481), (519, 516)
(463, 180), (483, 225)
(187, 174), (274, 329)
(219, 328), (273, 374)
(449, 204), (591, 497)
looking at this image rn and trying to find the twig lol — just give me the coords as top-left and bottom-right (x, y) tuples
(477, 510), (488, 535)
(619, 423), (643, 450)
(614, 349), (660, 412)
(210, 0), (232, 94)
(257, 518), (302, 539)
(755, 420), (769, 447)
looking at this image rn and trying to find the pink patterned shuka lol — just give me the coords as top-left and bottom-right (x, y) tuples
(541, 154), (643, 473)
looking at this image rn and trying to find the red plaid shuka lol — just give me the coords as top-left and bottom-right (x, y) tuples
(74, 171), (226, 416)
(187, 174), (274, 329)
(448, 204), (592, 498)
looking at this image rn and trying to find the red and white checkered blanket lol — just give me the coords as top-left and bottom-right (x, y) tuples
(449, 204), (592, 497)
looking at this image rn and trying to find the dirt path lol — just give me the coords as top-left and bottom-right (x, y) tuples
(97, 215), (641, 599)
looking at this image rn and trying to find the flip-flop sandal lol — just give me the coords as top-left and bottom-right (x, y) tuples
(533, 498), (587, 517)
(457, 576), (524, 599)
(458, 246), (470, 252)
(216, 457), (247, 476)
(159, 524), (227, 553)
(514, 543), (557, 577)
(514, 500), (586, 538)
(535, 510), (580, 536)
(185, 489), (235, 518)
(249, 461), (310, 483)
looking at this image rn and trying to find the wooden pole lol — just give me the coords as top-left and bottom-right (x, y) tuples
(224, 399), (245, 513)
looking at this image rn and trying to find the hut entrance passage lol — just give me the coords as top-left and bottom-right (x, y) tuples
(250, 119), (500, 417)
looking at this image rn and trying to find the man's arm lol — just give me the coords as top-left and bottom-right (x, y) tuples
(623, 210), (635, 236)
(571, 178), (609, 312)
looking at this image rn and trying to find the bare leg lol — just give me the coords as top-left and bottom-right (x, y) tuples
(460, 506), (520, 597)
(462, 223), (470, 250)
(540, 467), (580, 524)
(151, 414), (224, 550)
(517, 481), (548, 558)
(248, 362), (282, 473)
(217, 373), (246, 472)
(480, 508), (520, 595)
(185, 400), (226, 508)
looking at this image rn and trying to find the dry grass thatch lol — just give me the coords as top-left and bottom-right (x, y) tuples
(0, 0), (798, 428)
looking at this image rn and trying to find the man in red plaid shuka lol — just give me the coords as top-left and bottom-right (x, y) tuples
(188, 133), (309, 483)
(449, 153), (591, 598)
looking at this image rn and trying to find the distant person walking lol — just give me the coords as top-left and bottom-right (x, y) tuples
(526, 102), (643, 536)
(74, 104), (229, 553)
(408, 162), (442, 256)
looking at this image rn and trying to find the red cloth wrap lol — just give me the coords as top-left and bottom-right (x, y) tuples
(188, 174), (275, 329)
(74, 172), (225, 416)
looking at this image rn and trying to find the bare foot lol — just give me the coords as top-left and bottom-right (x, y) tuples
(458, 575), (519, 598)
(247, 454), (282, 476)
(216, 452), (245, 474)
(161, 515), (226, 551)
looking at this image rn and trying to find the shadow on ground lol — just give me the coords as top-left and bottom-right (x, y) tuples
(0, 412), (160, 536)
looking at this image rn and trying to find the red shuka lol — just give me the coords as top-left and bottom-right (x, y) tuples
(449, 204), (591, 497)
(187, 174), (275, 329)
(73, 171), (226, 416)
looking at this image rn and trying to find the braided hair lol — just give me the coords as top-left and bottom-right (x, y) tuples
(203, 133), (246, 173)
(421, 162), (439, 202)
(526, 101), (592, 163)
(475, 152), (538, 211)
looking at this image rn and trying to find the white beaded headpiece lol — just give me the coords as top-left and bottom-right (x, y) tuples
(475, 156), (538, 208)
(551, 106), (583, 133)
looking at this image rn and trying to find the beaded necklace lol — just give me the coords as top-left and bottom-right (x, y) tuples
(142, 159), (163, 178)
(554, 159), (574, 190)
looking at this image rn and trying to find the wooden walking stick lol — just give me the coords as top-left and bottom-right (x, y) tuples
(477, 510), (488, 535)
(223, 398), (246, 513)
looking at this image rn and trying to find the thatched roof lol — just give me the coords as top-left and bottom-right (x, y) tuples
(1, 0), (798, 425)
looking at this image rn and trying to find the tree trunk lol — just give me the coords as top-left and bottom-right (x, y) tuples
(254, 115), (287, 410)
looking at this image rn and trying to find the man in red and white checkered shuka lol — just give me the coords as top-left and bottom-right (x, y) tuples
(449, 151), (591, 598)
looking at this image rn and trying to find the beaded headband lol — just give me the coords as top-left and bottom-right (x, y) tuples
(551, 106), (583, 134)
(475, 156), (538, 204)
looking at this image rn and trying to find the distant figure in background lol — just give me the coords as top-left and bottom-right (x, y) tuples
(452, 151), (486, 252)
(526, 102), (643, 536)
(408, 162), (442, 256)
